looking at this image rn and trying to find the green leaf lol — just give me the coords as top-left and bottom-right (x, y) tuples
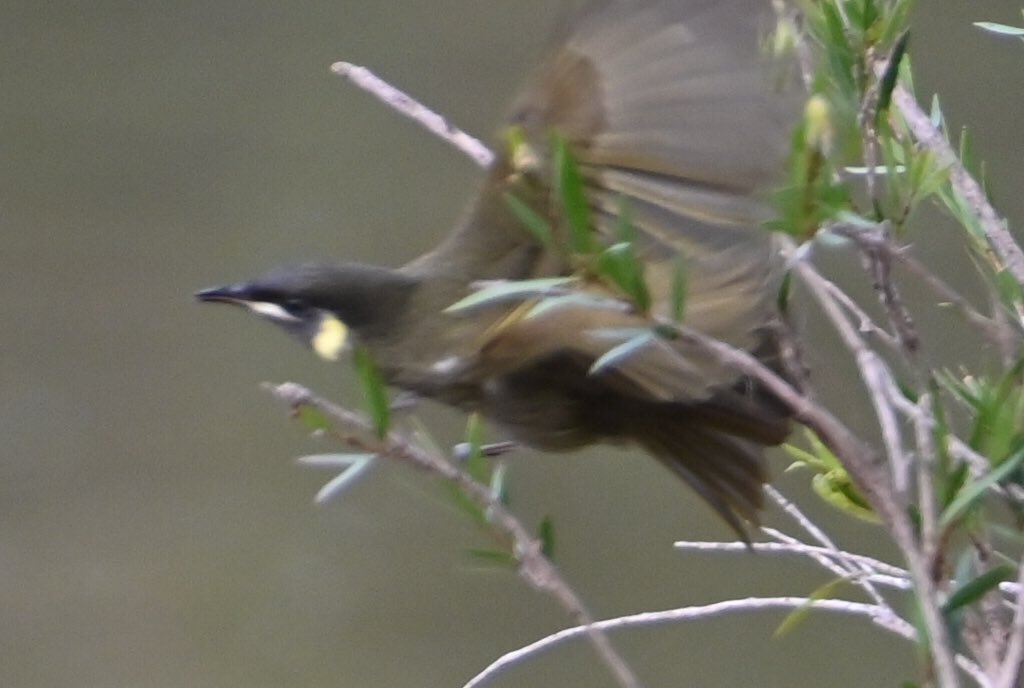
(297, 453), (377, 468)
(776, 268), (794, 314)
(596, 242), (650, 312)
(958, 126), (977, 179)
(940, 462), (969, 512)
(467, 548), (517, 568)
(537, 516), (556, 559)
(444, 277), (577, 313)
(812, 471), (880, 523)
(775, 577), (851, 637)
(297, 454), (377, 503)
(790, 430), (878, 522)
(354, 347), (390, 439)
(525, 292), (626, 320)
(589, 332), (656, 375)
(928, 94), (944, 130)
(783, 442), (827, 471)
(489, 461), (509, 508)
(446, 482), (487, 526)
(973, 21), (1024, 37)
(553, 136), (595, 254)
(875, 30), (910, 125)
(670, 258), (687, 323)
(991, 523), (1024, 546)
(588, 326), (652, 341)
(464, 413), (489, 483)
(296, 405), (331, 433)
(503, 191), (554, 250)
(942, 565), (1015, 616)
(940, 446), (1024, 527)
(614, 195), (635, 243)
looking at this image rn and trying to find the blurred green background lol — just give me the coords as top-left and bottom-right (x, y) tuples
(3, 1), (1022, 686)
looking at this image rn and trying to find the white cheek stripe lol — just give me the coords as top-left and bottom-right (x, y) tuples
(246, 301), (301, 322)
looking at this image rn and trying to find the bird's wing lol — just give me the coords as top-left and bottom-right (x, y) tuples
(420, 0), (801, 401)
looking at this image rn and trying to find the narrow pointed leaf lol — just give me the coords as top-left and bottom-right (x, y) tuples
(445, 277), (577, 313)
(671, 258), (687, 323)
(597, 242), (650, 312)
(296, 406), (331, 433)
(973, 21), (1024, 36)
(525, 292), (628, 320)
(537, 516), (556, 560)
(297, 453), (377, 468)
(303, 454), (376, 504)
(589, 332), (656, 375)
(875, 30), (910, 125)
(354, 347), (390, 439)
(504, 191), (554, 249)
(775, 577), (852, 637)
(942, 565), (1015, 616)
(464, 413), (489, 483)
(940, 446), (1024, 527)
(467, 548), (517, 568)
(553, 137), (595, 254)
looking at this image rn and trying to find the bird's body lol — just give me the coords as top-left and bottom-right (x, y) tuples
(198, 0), (803, 537)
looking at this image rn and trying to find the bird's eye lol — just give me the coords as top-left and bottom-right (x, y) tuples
(282, 299), (308, 316)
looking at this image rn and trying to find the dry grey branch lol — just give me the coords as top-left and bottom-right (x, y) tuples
(265, 382), (642, 688)
(890, 83), (1024, 287)
(331, 62), (495, 168)
(463, 596), (989, 688)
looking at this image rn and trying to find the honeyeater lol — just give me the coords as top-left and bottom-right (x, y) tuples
(197, 0), (803, 538)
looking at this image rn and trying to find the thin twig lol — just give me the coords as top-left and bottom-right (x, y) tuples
(764, 487), (891, 607)
(818, 272), (903, 351)
(767, 486), (844, 554)
(828, 223), (1012, 349)
(266, 382), (642, 688)
(331, 62), (495, 168)
(890, 83), (1024, 287)
(913, 392), (940, 574)
(794, 258), (961, 688)
(462, 597), (989, 688)
(673, 539), (911, 588)
(995, 558), (1024, 688)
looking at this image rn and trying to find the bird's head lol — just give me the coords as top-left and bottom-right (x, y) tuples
(196, 262), (417, 361)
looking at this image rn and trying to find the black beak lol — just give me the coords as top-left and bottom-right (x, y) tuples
(195, 284), (247, 304)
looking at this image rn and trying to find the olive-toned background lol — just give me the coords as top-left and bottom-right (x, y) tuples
(3, 2), (1022, 686)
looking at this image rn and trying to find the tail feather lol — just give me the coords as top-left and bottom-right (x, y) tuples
(634, 413), (773, 541)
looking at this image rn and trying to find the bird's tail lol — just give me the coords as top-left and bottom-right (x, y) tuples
(632, 397), (789, 542)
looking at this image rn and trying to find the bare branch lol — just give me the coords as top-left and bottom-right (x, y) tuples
(331, 62), (495, 168)
(463, 596), (989, 688)
(265, 382), (642, 688)
(674, 539), (911, 589)
(995, 559), (1024, 688)
(827, 223), (1014, 350)
(792, 258), (962, 688)
(817, 271), (904, 351)
(764, 487), (892, 606)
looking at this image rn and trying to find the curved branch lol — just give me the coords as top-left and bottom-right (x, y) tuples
(463, 597), (989, 688)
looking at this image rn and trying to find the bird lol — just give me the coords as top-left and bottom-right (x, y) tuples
(197, 0), (803, 539)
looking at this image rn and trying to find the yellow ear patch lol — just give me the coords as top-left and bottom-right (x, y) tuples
(312, 313), (348, 361)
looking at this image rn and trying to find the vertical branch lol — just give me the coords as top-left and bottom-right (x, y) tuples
(890, 83), (1024, 287)
(793, 258), (961, 688)
(995, 560), (1024, 688)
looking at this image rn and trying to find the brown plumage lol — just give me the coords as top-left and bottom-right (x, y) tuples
(197, 0), (803, 538)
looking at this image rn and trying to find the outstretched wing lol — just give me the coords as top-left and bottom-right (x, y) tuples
(413, 0), (800, 402)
